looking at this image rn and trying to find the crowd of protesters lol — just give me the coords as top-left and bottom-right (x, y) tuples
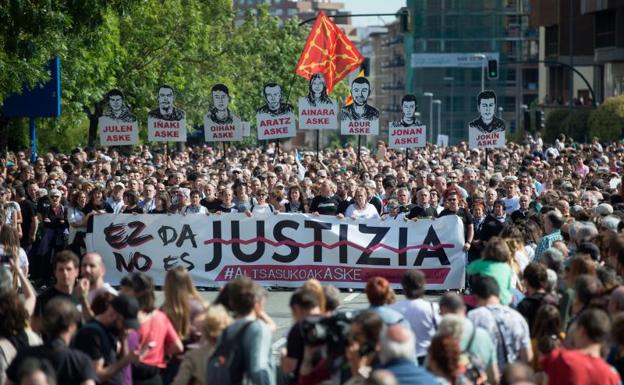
(1, 131), (624, 384)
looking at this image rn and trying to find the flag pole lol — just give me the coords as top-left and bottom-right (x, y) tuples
(357, 135), (362, 172)
(316, 130), (320, 161)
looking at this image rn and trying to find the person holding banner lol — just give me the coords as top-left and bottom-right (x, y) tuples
(438, 189), (474, 252)
(342, 187), (380, 220)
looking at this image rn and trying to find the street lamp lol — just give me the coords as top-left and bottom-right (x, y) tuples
(473, 53), (486, 91)
(423, 92), (433, 143)
(443, 76), (454, 144)
(432, 99), (442, 144)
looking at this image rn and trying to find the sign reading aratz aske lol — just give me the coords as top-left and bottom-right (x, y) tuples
(298, 74), (339, 130)
(388, 94), (426, 149)
(256, 82), (296, 140)
(147, 85), (187, 142)
(98, 89), (139, 146)
(468, 89), (506, 149)
(87, 213), (466, 290)
(341, 77), (380, 135)
(204, 84), (243, 142)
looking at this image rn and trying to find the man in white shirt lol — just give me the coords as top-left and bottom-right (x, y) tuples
(76, 252), (118, 319)
(390, 269), (439, 365)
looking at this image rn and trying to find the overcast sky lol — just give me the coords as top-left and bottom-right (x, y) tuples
(341, 0), (407, 27)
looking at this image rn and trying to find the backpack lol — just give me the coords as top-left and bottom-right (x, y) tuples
(459, 325), (489, 385)
(206, 321), (253, 385)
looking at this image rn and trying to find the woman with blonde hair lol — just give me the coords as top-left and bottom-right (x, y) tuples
(0, 225), (29, 288)
(171, 305), (233, 385)
(161, 266), (207, 342)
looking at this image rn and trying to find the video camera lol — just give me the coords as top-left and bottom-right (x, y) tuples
(300, 311), (354, 352)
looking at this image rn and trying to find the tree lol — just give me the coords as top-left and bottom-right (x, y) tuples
(589, 95), (624, 142)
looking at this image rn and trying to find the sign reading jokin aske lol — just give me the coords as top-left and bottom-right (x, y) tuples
(468, 89), (506, 149)
(256, 82), (296, 140)
(340, 76), (380, 135)
(98, 89), (139, 146)
(147, 85), (187, 142)
(298, 74), (339, 130)
(388, 94), (426, 149)
(204, 84), (243, 142)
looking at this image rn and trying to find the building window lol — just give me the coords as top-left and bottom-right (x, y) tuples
(595, 10), (616, 48)
(545, 25), (558, 56)
(503, 96), (516, 111)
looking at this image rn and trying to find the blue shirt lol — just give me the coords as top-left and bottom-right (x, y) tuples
(535, 229), (563, 260)
(381, 358), (438, 385)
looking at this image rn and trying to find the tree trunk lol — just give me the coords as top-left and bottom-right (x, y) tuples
(84, 102), (103, 148)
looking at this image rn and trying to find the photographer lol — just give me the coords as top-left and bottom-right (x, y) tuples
(297, 311), (383, 385)
(282, 288), (323, 384)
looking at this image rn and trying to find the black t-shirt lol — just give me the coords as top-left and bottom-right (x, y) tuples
(438, 208), (473, 238)
(407, 205), (438, 219)
(479, 214), (506, 242)
(122, 206), (144, 214)
(35, 286), (81, 319)
(201, 198), (222, 213)
(336, 197), (352, 215)
(19, 199), (37, 243)
(516, 292), (558, 331)
(6, 338), (97, 385)
(73, 320), (121, 385)
(309, 195), (340, 215)
(286, 322), (305, 382)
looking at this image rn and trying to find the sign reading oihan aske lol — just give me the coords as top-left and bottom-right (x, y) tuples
(87, 213), (466, 289)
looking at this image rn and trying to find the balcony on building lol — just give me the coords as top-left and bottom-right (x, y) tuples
(383, 35), (404, 47)
(381, 81), (405, 91)
(381, 56), (405, 68)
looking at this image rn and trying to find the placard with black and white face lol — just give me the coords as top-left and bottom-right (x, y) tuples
(298, 74), (338, 130)
(204, 84), (243, 142)
(147, 85), (187, 142)
(98, 89), (139, 146)
(468, 89), (506, 149)
(388, 94), (425, 149)
(256, 83), (296, 140)
(340, 77), (379, 135)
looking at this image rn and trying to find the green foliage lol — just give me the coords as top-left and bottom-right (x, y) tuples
(543, 109), (590, 143)
(2, 0), (334, 151)
(589, 95), (624, 142)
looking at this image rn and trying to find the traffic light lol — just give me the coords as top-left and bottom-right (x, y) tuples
(487, 59), (498, 80)
(398, 8), (412, 33)
(535, 110), (545, 130)
(523, 109), (531, 132)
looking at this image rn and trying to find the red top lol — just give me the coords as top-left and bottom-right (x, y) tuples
(138, 310), (180, 368)
(541, 348), (621, 385)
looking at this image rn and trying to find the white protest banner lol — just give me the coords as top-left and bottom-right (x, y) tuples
(98, 89), (139, 146)
(298, 98), (338, 130)
(87, 213), (466, 290)
(469, 128), (505, 149)
(99, 117), (139, 146)
(147, 85), (187, 142)
(204, 115), (243, 142)
(148, 117), (187, 142)
(468, 90), (506, 149)
(256, 112), (296, 140)
(388, 123), (426, 149)
(298, 74), (339, 130)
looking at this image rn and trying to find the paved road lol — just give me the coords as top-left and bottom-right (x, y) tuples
(155, 289), (440, 356)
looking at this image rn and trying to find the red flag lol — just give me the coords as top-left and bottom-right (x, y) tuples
(295, 11), (364, 95)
